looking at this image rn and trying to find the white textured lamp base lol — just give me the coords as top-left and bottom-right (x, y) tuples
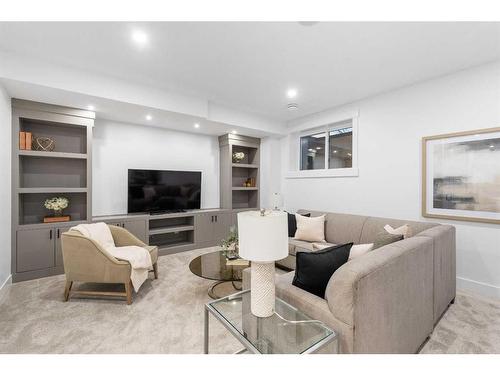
(250, 261), (275, 317)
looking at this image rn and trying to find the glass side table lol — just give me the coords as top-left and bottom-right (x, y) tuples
(204, 289), (337, 354)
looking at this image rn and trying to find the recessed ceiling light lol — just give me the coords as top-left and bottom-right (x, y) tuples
(87, 105), (95, 111)
(146, 114), (152, 121)
(287, 103), (299, 111)
(333, 150), (338, 154)
(132, 29), (149, 46)
(286, 88), (298, 99)
(194, 123), (200, 129)
(316, 147), (322, 150)
(231, 130), (237, 134)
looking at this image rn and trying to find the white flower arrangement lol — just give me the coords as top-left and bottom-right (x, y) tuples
(232, 152), (245, 163)
(44, 197), (69, 213)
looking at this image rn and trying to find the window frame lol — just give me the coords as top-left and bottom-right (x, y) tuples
(286, 112), (359, 179)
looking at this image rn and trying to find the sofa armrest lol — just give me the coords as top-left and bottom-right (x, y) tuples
(61, 231), (131, 283)
(108, 225), (147, 247)
(415, 225), (456, 322)
(325, 236), (434, 353)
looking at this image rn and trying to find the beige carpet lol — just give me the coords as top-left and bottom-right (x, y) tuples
(0, 247), (499, 354)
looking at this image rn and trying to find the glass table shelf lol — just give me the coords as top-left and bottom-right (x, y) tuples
(204, 289), (337, 354)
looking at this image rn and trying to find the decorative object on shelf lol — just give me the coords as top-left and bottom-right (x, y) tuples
(232, 151), (245, 163)
(238, 209), (288, 317)
(422, 127), (500, 224)
(25, 132), (32, 150)
(33, 136), (56, 152)
(243, 177), (256, 187)
(19, 131), (26, 150)
(44, 197), (70, 223)
(220, 225), (239, 259)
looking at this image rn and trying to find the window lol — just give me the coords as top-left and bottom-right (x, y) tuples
(299, 121), (353, 171)
(328, 126), (353, 169)
(300, 131), (326, 170)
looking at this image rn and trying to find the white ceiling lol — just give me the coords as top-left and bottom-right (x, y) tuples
(0, 22), (499, 122)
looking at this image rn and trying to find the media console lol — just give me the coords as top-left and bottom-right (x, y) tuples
(93, 208), (249, 256)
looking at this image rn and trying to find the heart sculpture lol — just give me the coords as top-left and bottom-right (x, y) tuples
(33, 137), (56, 152)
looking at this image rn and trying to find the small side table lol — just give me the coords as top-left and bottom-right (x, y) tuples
(204, 289), (337, 354)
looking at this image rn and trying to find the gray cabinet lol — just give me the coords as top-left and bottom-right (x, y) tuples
(123, 220), (148, 243)
(55, 226), (70, 267)
(195, 212), (230, 247)
(16, 228), (55, 272)
(213, 213), (230, 244)
(93, 216), (149, 244)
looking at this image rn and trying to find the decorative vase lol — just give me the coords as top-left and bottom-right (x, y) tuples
(54, 209), (63, 217)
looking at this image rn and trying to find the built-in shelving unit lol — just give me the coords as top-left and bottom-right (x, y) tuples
(219, 134), (260, 210)
(12, 99), (94, 282)
(148, 214), (196, 252)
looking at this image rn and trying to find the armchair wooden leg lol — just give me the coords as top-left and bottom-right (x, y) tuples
(125, 281), (133, 305)
(64, 280), (73, 302)
(153, 262), (158, 279)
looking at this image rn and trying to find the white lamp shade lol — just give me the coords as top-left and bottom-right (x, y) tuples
(237, 210), (288, 262)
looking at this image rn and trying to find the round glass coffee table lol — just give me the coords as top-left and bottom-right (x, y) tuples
(189, 250), (249, 299)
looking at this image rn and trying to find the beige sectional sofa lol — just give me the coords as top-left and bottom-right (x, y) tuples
(245, 209), (456, 354)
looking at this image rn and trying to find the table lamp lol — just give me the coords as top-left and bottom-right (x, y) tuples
(237, 209), (288, 317)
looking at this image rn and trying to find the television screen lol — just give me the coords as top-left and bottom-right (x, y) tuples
(128, 169), (201, 213)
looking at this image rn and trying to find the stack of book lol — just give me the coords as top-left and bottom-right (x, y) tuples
(19, 131), (33, 150)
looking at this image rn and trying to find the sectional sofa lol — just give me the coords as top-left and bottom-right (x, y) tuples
(244, 209), (456, 353)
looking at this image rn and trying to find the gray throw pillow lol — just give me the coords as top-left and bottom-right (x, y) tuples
(373, 232), (403, 249)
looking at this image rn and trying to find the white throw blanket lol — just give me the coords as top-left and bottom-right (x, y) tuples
(71, 223), (152, 292)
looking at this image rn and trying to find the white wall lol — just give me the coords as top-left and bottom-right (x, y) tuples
(260, 137), (283, 209)
(0, 84), (11, 291)
(282, 62), (500, 299)
(92, 120), (220, 215)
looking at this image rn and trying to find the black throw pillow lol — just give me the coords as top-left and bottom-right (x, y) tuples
(287, 212), (311, 237)
(292, 243), (353, 298)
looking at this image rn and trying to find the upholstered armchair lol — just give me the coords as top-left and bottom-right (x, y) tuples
(61, 225), (158, 304)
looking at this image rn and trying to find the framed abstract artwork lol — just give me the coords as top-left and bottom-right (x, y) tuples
(422, 127), (500, 224)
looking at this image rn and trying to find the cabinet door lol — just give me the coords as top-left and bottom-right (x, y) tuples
(16, 228), (55, 272)
(54, 227), (70, 267)
(213, 213), (231, 245)
(123, 220), (148, 244)
(195, 213), (215, 246)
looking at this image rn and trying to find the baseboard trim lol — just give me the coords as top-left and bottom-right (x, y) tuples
(0, 274), (12, 304)
(457, 276), (500, 301)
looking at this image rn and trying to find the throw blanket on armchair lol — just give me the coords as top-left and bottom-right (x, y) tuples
(71, 223), (152, 292)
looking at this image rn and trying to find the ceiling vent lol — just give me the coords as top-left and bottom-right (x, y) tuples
(287, 103), (299, 111)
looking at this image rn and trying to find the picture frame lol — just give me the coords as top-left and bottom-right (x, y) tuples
(422, 127), (500, 224)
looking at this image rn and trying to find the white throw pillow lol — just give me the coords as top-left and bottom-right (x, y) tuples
(384, 224), (412, 238)
(312, 242), (336, 251)
(349, 243), (374, 260)
(294, 214), (326, 242)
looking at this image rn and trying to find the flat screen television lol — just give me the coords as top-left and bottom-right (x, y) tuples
(128, 169), (201, 214)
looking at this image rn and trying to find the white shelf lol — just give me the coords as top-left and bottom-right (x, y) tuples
(149, 225), (195, 236)
(18, 150), (88, 159)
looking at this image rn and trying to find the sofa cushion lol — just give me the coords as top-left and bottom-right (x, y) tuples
(287, 212), (310, 237)
(294, 214), (326, 242)
(288, 238), (314, 256)
(323, 212), (368, 245)
(292, 243), (352, 298)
